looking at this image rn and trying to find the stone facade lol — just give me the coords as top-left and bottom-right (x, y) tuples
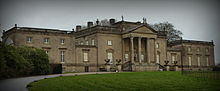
(2, 19), (215, 72)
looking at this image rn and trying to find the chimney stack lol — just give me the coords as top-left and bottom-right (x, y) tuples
(109, 18), (115, 25)
(76, 25), (82, 31)
(87, 21), (93, 28)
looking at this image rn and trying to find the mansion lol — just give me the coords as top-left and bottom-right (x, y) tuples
(2, 19), (215, 72)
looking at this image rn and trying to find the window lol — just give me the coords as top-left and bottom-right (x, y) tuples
(124, 54), (129, 60)
(205, 48), (209, 53)
(156, 43), (159, 49)
(172, 55), (175, 62)
(206, 56), (209, 66)
(156, 54), (160, 63)
(26, 37), (32, 43)
(196, 47), (200, 52)
(60, 51), (65, 63)
(107, 40), (112, 46)
(83, 52), (88, 61)
(91, 39), (95, 45)
(188, 47), (191, 52)
(44, 38), (49, 44)
(80, 41), (84, 45)
(107, 52), (113, 63)
(85, 40), (89, 45)
(60, 39), (65, 44)
(141, 54), (144, 61)
(197, 56), (200, 66)
(188, 56), (192, 66)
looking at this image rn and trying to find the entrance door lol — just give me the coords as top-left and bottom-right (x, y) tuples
(85, 66), (89, 72)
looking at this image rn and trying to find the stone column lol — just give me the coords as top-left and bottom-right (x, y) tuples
(147, 38), (150, 63)
(130, 37), (134, 63)
(122, 38), (124, 64)
(138, 37), (142, 63)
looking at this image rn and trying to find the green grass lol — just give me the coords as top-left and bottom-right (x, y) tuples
(27, 72), (220, 91)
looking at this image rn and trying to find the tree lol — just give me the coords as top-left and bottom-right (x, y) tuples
(150, 22), (183, 42)
(100, 19), (110, 26)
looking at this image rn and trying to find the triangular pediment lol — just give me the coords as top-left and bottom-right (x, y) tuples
(126, 25), (157, 34)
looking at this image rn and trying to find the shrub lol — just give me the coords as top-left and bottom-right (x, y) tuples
(0, 42), (51, 79)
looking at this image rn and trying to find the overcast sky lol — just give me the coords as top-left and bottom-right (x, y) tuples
(0, 0), (220, 64)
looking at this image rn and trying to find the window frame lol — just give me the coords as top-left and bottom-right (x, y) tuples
(91, 39), (95, 45)
(197, 56), (201, 66)
(155, 43), (159, 49)
(44, 38), (49, 44)
(83, 52), (89, 62)
(107, 40), (112, 46)
(60, 39), (65, 45)
(188, 56), (192, 66)
(85, 40), (89, 45)
(26, 37), (32, 43)
(60, 51), (65, 63)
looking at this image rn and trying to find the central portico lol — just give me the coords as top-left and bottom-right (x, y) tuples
(121, 25), (161, 71)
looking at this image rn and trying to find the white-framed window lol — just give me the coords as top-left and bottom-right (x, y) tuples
(196, 47), (200, 52)
(80, 41), (84, 45)
(156, 43), (159, 49)
(85, 40), (89, 45)
(205, 48), (209, 53)
(124, 54), (129, 60)
(107, 52), (113, 63)
(60, 39), (65, 45)
(60, 51), (65, 63)
(107, 40), (112, 46)
(83, 52), (88, 61)
(26, 37), (32, 43)
(91, 39), (95, 45)
(206, 56), (209, 66)
(44, 38), (49, 44)
(188, 47), (191, 52)
(172, 55), (175, 62)
(141, 54), (144, 61)
(156, 54), (160, 63)
(197, 56), (201, 66)
(188, 56), (192, 66)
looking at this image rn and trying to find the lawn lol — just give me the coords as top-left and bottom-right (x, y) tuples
(27, 72), (220, 91)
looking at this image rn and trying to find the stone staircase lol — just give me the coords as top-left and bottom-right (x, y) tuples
(122, 61), (132, 71)
(122, 61), (160, 71)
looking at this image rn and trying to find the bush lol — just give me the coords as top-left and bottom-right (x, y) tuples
(0, 43), (32, 78)
(17, 46), (51, 75)
(0, 42), (51, 79)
